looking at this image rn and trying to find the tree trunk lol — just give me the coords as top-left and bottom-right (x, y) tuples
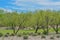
(15, 26), (20, 35)
(35, 26), (39, 33)
(52, 24), (59, 34)
(56, 24), (58, 34)
(46, 16), (49, 35)
(12, 24), (15, 34)
(46, 25), (48, 35)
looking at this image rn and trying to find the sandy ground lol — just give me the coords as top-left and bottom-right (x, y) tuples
(0, 34), (60, 40)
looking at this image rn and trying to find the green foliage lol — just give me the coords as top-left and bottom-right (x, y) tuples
(22, 32), (28, 35)
(0, 9), (60, 35)
(0, 10), (60, 27)
(42, 31), (48, 35)
(0, 33), (3, 37)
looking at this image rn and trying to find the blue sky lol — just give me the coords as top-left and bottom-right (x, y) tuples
(0, 0), (60, 12)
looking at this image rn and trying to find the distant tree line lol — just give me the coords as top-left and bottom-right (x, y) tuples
(0, 9), (60, 35)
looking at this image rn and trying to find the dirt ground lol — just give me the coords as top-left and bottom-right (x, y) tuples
(0, 34), (60, 40)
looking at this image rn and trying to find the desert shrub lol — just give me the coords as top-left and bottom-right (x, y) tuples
(56, 35), (60, 38)
(42, 31), (48, 35)
(28, 32), (33, 35)
(41, 35), (46, 39)
(4, 34), (8, 37)
(4, 33), (10, 37)
(17, 34), (21, 37)
(23, 32), (28, 35)
(50, 36), (54, 39)
(37, 32), (41, 35)
(6, 33), (10, 35)
(0, 33), (3, 37)
(32, 33), (38, 36)
(23, 35), (28, 39)
(10, 33), (15, 36)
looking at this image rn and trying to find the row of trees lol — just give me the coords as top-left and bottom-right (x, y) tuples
(0, 9), (60, 35)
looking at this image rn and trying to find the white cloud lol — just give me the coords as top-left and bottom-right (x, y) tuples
(10, 0), (60, 11)
(0, 8), (12, 12)
(13, 0), (60, 6)
(13, 0), (46, 6)
(37, 2), (60, 6)
(4, 9), (12, 12)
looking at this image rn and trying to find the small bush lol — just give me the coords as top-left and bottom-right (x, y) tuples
(37, 33), (41, 35)
(32, 33), (38, 36)
(17, 34), (21, 37)
(0, 33), (3, 37)
(23, 32), (27, 35)
(10, 33), (15, 36)
(41, 35), (46, 39)
(6, 33), (9, 34)
(23, 35), (28, 39)
(28, 32), (33, 35)
(56, 35), (60, 38)
(4, 34), (8, 37)
(4, 33), (10, 37)
(50, 37), (54, 39)
(43, 31), (48, 35)
(6, 33), (10, 36)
